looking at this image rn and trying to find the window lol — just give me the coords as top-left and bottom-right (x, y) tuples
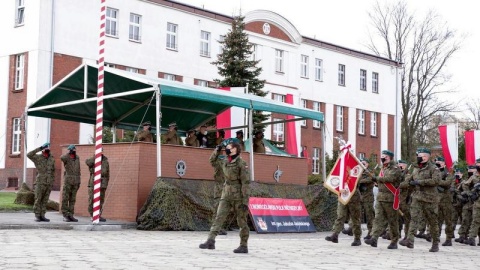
(336, 106), (344, 131)
(358, 109), (365, 135)
(312, 148), (320, 174)
(371, 112), (377, 136)
(370, 154), (378, 164)
(166, 23), (178, 50)
(275, 49), (284, 73)
(15, 0), (25, 26)
(272, 93), (285, 103)
(338, 64), (345, 86)
(315, 58), (323, 81)
(250, 44), (257, 61)
(360, 69), (367, 90)
(372, 72), (379, 93)
(313, 101), (321, 128)
(126, 67), (138, 73)
(164, 74), (175, 81)
(12, 118), (21, 154)
(300, 55), (309, 78)
(272, 118), (284, 143)
(301, 99), (307, 126)
(218, 35), (225, 54)
(129, 13), (141, 42)
(14, 54), (24, 90)
(200, 31), (211, 57)
(105, 62), (116, 68)
(359, 152), (366, 159)
(106, 8), (118, 37)
(197, 80), (208, 87)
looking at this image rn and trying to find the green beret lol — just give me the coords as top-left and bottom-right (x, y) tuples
(67, 144), (76, 151)
(476, 158), (480, 163)
(359, 157), (369, 163)
(455, 168), (462, 173)
(468, 165), (477, 170)
(416, 147), (431, 154)
(382, 150), (394, 158)
(398, 159), (407, 164)
(435, 157), (445, 162)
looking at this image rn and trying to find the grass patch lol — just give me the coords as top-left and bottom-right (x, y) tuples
(0, 192), (33, 212)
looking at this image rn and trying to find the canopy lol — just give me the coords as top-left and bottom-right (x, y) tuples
(27, 64), (324, 132)
(244, 138), (292, 157)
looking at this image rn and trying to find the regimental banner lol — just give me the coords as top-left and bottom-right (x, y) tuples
(249, 197), (316, 233)
(438, 124), (458, 169)
(465, 130), (480, 165)
(324, 142), (364, 205)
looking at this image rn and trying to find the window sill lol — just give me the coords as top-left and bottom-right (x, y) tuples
(372, 91), (379, 94)
(129, 39), (142, 44)
(301, 125), (307, 129)
(315, 79), (323, 82)
(358, 133), (366, 137)
(9, 154), (21, 158)
(370, 135), (378, 138)
(336, 130), (344, 133)
(300, 76), (309, 79)
(275, 71), (285, 75)
(200, 54), (211, 58)
(338, 84), (346, 87)
(166, 47), (178, 52)
(12, 89), (24, 93)
(106, 34), (119, 39)
(14, 23), (25, 28)
(360, 89), (366, 91)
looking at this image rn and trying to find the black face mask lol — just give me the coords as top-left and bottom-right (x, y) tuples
(435, 163), (441, 168)
(225, 149), (232, 155)
(476, 166), (480, 172)
(148, 126), (152, 131)
(380, 158), (386, 164)
(468, 172), (474, 177)
(70, 150), (76, 155)
(417, 157), (423, 164)
(455, 175), (460, 180)
(44, 149), (50, 154)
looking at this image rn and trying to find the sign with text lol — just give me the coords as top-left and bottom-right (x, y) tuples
(249, 197), (316, 233)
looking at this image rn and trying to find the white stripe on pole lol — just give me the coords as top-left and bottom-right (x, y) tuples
(92, 0), (106, 224)
(446, 124), (458, 167)
(474, 130), (480, 161)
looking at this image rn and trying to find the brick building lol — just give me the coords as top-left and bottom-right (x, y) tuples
(0, 0), (402, 189)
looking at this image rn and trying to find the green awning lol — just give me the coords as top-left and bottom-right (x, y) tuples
(27, 64), (324, 132)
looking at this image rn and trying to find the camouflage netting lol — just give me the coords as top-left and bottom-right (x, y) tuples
(14, 183), (34, 205)
(136, 178), (338, 232)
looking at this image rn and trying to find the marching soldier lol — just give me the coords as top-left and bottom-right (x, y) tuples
(465, 158), (480, 246)
(434, 157), (455, 246)
(60, 145), (81, 222)
(358, 158), (376, 240)
(455, 165), (476, 243)
(451, 169), (464, 226)
(397, 159), (412, 241)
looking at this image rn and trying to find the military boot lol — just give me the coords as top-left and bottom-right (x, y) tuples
(63, 216), (71, 222)
(442, 239), (452, 246)
(429, 242), (439, 252)
(415, 231), (425, 239)
(477, 240), (480, 246)
(466, 237), (476, 246)
(399, 238), (414, 249)
(233, 246), (248, 253)
(364, 238), (377, 247)
(363, 232), (372, 240)
(69, 216), (78, 222)
(387, 242), (398, 249)
(40, 216), (50, 222)
(218, 229), (228, 235)
(34, 215), (42, 222)
(342, 228), (353, 236)
(199, 239), (215, 249)
(351, 238), (361, 246)
(424, 234), (432, 242)
(325, 233), (339, 243)
(454, 236), (464, 243)
(99, 217), (107, 222)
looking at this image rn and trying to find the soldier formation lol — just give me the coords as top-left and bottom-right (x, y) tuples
(325, 147), (480, 252)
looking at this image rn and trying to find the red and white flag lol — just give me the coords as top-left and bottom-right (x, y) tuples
(465, 130), (480, 165)
(438, 124), (458, 169)
(324, 142), (364, 205)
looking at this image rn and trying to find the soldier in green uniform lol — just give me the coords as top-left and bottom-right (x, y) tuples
(325, 160), (363, 246)
(434, 157), (455, 246)
(455, 165), (476, 243)
(185, 129), (199, 147)
(137, 121), (153, 142)
(199, 142), (250, 253)
(164, 122), (180, 145)
(252, 130), (266, 154)
(465, 158), (480, 246)
(209, 150), (228, 235)
(60, 144), (81, 222)
(358, 158), (375, 240)
(364, 150), (402, 249)
(86, 154), (109, 222)
(400, 148), (441, 252)
(27, 142), (55, 222)
(451, 169), (464, 226)
(397, 160), (412, 241)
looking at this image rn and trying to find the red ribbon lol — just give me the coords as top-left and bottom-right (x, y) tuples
(379, 169), (400, 210)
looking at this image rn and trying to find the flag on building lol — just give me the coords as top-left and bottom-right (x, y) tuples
(324, 142), (364, 205)
(464, 129), (480, 165)
(438, 124), (458, 169)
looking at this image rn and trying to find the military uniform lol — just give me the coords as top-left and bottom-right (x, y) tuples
(467, 172), (480, 245)
(398, 171), (413, 240)
(185, 133), (199, 147)
(60, 150), (81, 220)
(164, 129), (179, 145)
(452, 176), (464, 225)
(200, 147), (250, 252)
(27, 146), (55, 221)
(403, 162), (441, 250)
(253, 137), (265, 154)
(209, 154), (227, 230)
(137, 129), (153, 142)
(358, 170), (376, 238)
(437, 169), (455, 245)
(86, 155), (109, 219)
(456, 174), (475, 242)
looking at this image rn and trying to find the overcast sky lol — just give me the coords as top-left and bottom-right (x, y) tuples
(175, 0), (478, 117)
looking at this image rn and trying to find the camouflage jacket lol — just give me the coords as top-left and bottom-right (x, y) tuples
(27, 147), (55, 186)
(358, 170), (375, 202)
(253, 138), (266, 154)
(406, 162), (441, 203)
(61, 153), (81, 185)
(164, 130), (179, 145)
(471, 175), (480, 208)
(85, 155), (110, 188)
(375, 161), (402, 202)
(398, 170), (413, 203)
(460, 174), (479, 209)
(185, 135), (199, 147)
(210, 149), (249, 205)
(437, 170), (453, 203)
(137, 130), (153, 142)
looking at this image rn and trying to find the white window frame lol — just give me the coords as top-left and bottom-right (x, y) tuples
(14, 54), (24, 90)
(164, 74), (176, 81)
(105, 63), (116, 68)
(358, 109), (365, 135)
(126, 67), (139, 73)
(300, 55), (309, 78)
(360, 69), (367, 90)
(338, 64), (345, 86)
(200, 31), (211, 57)
(359, 152), (366, 159)
(129, 13), (141, 42)
(250, 43), (257, 61)
(275, 49), (284, 73)
(372, 72), (379, 93)
(106, 8), (118, 37)
(166, 23), (178, 50)
(301, 99), (307, 126)
(336, 106), (344, 131)
(371, 112), (377, 136)
(218, 35), (225, 54)
(315, 58), (323, 81)
(312, 148), (320, 174)
(272, 93), (285, 103)
(313, 101), (321, 128)
(12, 118), (21, 154)
(273, 118), (284, 143)
(15, 0), (25, 26)
(197, 80), (208, 87)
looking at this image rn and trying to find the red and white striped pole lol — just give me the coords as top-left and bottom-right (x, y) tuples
(92, 0), (107, 224)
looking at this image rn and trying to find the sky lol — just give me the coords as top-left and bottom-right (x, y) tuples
(175, 0), (479, 118)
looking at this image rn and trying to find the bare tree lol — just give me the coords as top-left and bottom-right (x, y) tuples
(367, 1), (461, 160)
(464, 99), (480, 129)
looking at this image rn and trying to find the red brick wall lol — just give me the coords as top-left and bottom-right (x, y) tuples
(62, 143), (309, 221)
(388, 115), (395, 153)
(245, 21), (293, 43)
(158, 72), (183, 82)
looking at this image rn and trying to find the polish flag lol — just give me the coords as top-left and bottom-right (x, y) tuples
(438, 124), (458, 169)
(464, 130), (480, 165)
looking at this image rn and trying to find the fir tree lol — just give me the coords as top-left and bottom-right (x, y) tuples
(212, 15), (268, 133)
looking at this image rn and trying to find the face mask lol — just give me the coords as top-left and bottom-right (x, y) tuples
(476, 166), (480, 171)
(44, 149), (50, 154)
(468, 172), (473, 177)
(70, 150), (76, 155)
(417, 157), (423, 164)
(455, 175), (460, 180)
(439, 167), (444, 171)
(380, 158), (386, 164)
(435, 163), (441, 168)
(203, 131), (208, 135)
(225, 149), (232, 155)
(148, 126), (152, 131)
